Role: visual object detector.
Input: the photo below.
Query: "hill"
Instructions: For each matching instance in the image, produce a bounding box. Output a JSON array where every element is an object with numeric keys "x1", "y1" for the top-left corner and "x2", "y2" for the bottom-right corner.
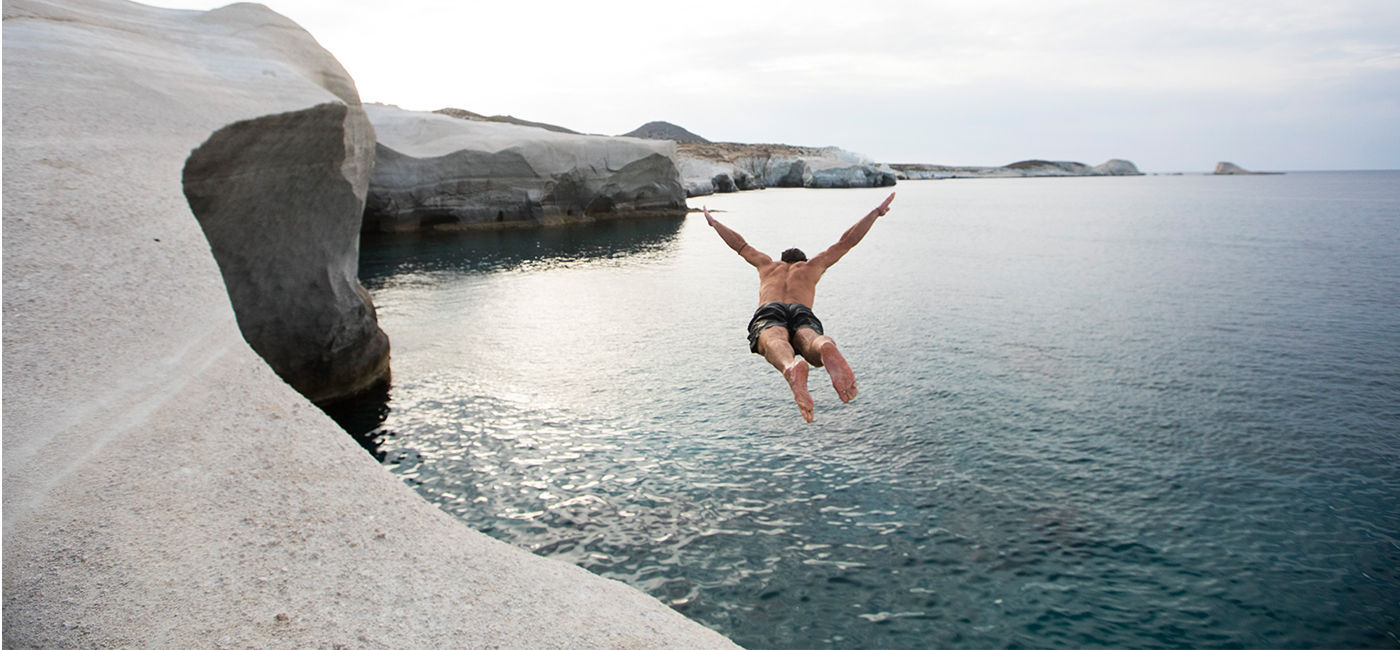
[{"x1": 621, "y1": 121, "x2": 711, "y2": 144}]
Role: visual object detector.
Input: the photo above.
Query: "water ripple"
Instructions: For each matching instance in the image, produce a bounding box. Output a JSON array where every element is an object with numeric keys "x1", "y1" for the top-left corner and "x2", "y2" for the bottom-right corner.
[{"x1": 338, "y1": 176, "x2": 1400, "y2": 649}]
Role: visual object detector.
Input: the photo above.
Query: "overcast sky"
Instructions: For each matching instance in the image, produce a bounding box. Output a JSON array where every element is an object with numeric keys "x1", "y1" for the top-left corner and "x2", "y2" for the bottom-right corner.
[{"x1": 159, "y1": 0, "x2": 1399, "y2": 172}]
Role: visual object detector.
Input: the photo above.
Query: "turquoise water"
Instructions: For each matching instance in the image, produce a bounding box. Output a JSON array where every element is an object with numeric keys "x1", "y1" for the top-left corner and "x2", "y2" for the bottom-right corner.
[{"x1": 343, "y1": 173, "x2": 1400, "y2": 648}]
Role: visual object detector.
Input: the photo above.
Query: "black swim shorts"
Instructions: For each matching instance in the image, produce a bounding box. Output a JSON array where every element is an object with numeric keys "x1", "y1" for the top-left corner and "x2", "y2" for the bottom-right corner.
[{"x1": 747, "y1": 302, "x2": 825, "y2": 353}]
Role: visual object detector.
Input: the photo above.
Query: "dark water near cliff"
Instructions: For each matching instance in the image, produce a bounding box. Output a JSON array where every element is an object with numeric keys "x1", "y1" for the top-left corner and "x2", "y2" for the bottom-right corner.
[{"x1": 344, "y1": 173, "x2": 1400, "y2": 648}]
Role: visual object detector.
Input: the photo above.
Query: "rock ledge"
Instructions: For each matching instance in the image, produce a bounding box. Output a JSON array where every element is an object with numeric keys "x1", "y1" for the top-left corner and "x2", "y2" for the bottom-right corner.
[{"x1": 2, "y1": 1, "x2": 735, "y2": 647}]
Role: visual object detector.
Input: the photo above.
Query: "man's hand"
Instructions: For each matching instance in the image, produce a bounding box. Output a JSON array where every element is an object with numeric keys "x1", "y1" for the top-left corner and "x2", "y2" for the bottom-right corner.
[
  {"x1": 873, "y1": 192, "x2": 895, "y2": 217},
  {"x1": 703, "y1": 206, "x2": 717, "y2": 227}
]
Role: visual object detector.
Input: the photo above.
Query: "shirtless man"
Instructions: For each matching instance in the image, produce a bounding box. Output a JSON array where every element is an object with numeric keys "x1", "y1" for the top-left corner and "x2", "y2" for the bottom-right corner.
[{"x1": 704, "y1": 192, "x2": 895, "y2": 422}]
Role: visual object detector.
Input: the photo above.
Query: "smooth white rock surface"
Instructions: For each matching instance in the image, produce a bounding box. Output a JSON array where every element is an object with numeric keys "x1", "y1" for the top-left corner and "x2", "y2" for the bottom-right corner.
[{"x1": 2, "y1": 0, "x2": 735, "y2": 647}]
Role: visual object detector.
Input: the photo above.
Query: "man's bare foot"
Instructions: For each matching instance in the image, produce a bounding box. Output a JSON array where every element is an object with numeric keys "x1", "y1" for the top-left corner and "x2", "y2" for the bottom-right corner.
[
  {"x1": 783, "y1": 360, "x2": 814, "y2": 422},
  {"x1": 820, "y1": 341, "x2": 858, "y2": 403}
]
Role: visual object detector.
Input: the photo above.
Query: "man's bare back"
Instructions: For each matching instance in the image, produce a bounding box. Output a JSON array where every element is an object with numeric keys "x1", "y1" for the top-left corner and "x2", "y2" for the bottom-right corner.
[
  {"x1": 704, "y1": 192, "x2": 894, "y2": 422},
  {"x1": 756, "y1": 260, "x2": 823, "y2": 307}
]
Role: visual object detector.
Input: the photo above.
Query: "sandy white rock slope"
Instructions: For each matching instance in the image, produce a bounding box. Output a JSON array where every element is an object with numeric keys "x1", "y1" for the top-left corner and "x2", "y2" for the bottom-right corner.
[{"x1": 1, "y1": 0, "x2": 735, "y2": 647}]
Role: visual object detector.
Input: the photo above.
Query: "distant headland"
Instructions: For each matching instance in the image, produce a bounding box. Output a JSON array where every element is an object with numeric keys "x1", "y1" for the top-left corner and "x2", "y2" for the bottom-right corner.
[{"x1": 614, "y1": 120, "x2": 1142, "y2": 197}]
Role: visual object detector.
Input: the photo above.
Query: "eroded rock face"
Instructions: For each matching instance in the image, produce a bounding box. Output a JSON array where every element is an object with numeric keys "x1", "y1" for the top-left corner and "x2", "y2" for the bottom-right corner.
[
  {"x1": 364, "y1": 104, "x2": 687, "y2": 231},
  {"x1": 183, "y1": 103, "x2": 389, "y2": 403},
  {"x1": 675, "y1": 142, "x2": 896, "y2": 196}
]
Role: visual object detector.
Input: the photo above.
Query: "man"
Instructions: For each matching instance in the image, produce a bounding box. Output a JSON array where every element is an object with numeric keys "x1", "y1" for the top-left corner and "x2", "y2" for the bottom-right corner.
[{"x1": 704, "y1": 192, "x2": 895, "y2": 422}]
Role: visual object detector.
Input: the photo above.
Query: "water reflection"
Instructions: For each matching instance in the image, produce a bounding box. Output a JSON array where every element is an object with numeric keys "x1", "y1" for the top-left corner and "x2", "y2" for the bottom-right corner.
[
  {"x1": 358, "y1": 215, "x2": 687, "y2": 285},
  {"x1": 319, "y1": 378, "x2": 392, "y2": 459},
  {"x1": 324, "y1": 176, "x2": 1400, "y2": 649},
  {"x1": 328, "y1": 215, "x2": 688, "y2": 456}
]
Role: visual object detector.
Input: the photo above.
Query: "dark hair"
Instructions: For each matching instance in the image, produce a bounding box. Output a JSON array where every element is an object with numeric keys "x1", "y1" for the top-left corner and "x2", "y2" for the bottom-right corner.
[{"x1": 781, "y1": 248, "x2": 807, "y2": 263}]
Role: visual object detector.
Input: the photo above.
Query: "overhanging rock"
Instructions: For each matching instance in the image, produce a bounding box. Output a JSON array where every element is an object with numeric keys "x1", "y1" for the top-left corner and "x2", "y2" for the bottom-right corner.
[{"x1": 2, "y1": 0, "x2": 736, "y2": 646}]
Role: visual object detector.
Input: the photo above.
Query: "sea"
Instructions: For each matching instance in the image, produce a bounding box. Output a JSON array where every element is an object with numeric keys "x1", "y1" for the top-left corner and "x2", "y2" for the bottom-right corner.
[{"x1": 334, "y1": 171, "x2": 1400, "y2": 648}]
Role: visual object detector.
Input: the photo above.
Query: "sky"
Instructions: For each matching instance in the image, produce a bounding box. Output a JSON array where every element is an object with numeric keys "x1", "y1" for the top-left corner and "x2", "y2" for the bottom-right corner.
[{"x1": 157, "y1": 0, "x2": 1400, "y2": 172}]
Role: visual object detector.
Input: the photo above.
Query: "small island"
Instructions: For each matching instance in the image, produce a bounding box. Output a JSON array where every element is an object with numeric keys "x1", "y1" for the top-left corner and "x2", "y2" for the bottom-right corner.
[{"x1": 1213, "y1": 161, "x2": 1284, "y2": 175}]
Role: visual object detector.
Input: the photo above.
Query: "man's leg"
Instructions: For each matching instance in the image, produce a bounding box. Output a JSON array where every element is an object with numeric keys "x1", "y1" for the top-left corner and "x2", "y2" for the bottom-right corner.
[
  {"x1": 757, "y1": 326, "x2": 814, "y2": 422},
  {"x1": 795, "y1": 329, "x2": 858, "y2": 403}
]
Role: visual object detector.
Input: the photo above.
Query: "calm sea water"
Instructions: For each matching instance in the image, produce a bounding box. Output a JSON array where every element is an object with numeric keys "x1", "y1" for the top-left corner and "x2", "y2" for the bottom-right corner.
[{"x1": 340, "y1": 172, "x2": 1400, "y2": 648}]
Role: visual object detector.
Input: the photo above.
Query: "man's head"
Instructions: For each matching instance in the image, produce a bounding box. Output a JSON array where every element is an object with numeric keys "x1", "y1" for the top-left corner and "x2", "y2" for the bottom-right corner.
[{"x1": 781, "y1": 248, "x2": 807, "y2": 263}]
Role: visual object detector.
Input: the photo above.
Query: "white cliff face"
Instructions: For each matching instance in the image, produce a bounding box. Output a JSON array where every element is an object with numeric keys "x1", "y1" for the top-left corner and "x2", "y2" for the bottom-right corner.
[
  {"x1": 1, "y1": 0, "x2": 735, "y2": 647},
  {"x1": 676, "y1": 143, "x2": 897, "y2": 197},
  {"x1": 4, "y1": 0, "x2": 389, "y2": 403},
  {"x1": 364, "y1": 104, "x2": 688, "y2": 230}
]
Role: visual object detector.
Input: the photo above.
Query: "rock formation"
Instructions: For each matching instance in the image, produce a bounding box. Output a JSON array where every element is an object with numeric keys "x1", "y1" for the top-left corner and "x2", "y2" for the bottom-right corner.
[
  {"x1": 364, "y1": 104, "x2": 688, "y2": 231},
  {"x1": 1093, "y1": 159, "x2": 1142, "y2": 175},
  {"x1": 182, "y1": 103, "x2": 389, "y2": 403},
  {"x1": 2, "y1": 0, "x2": 734, "y2": 647},
  {"x1": 891, "y1": 158, "x2": 1143, "y2": 180},
  {"x1": 675, "y1": 141, "x2": 897, "y2": 196},
  {"x1": 1213, "y1": 161, "x2": 1281, "y2": 175},
  {"x1": 613, "y1": 121, "x2": 896, "y2": 196}
]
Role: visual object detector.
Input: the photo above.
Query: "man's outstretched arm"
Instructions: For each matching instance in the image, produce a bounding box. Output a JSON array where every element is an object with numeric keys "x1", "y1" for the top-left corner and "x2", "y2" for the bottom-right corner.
[
  {"x1": 704, "y1": 206, "x2": 771, "y2": 267},
  {"x1": 809, "y1": 192, "x2": 895, "y2": 269}
]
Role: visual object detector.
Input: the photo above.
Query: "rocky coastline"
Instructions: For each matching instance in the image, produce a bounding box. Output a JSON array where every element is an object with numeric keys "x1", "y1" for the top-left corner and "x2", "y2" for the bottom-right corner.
[
  {"x1": 610, "y1": 121, "x2": 1143, "y2": 195},
  {"x1": 891, "y1": 158, "x2": 1143, "y2": 179},
  {"x1": 675, "y1": 141, "x2": 898, "y2": 196},
  {"x1": 363, "y1": 104, "x2": 688, "y2": 232},
  {"x1": 613, "y1": 121, "x2": 897, "y2": 196},
  {"x1": 1, "y1": 0, "x2": 734, "y2": 647}
]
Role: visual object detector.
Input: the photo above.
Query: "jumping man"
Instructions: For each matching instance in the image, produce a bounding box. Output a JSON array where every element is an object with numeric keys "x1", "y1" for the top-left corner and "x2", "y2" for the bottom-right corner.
[{"x1": 704, "y1": 192, "x2": 895, "y2": 422}]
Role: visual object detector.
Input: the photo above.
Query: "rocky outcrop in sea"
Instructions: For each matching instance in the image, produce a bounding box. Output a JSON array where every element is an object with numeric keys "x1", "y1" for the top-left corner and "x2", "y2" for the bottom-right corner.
[
  {"x1": 364, "y1": 105, "x2": 688, "y2": 231},
  {"x1": 1213, "y1": 161, "x2": 1282, "y2": 175},
  {"x1": 891, "y1": 158, "x2": 1143, "y2": 180},
  {"x1": 1, "y1": 0, "x2": 735, "y2": 647}
]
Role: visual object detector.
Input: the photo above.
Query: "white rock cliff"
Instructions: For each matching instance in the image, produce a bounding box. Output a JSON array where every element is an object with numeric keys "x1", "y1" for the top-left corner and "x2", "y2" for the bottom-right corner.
[
  {"x1": 364, "y1": 104, "x2": 688, "y2": 231},
  {"x1": 674, "y1": 142, "x2": 897, "y2": 196},
  {"x1": 1, "y1": 0, "x2": 735, "y2": 647}
]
